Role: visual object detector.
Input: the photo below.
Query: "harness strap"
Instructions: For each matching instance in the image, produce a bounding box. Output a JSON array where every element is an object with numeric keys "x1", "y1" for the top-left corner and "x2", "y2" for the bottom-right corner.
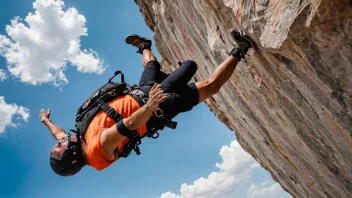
[
  {"x1": 97, "y1": 86, "x2": 178, "y2": 158},
  {"x1": 98, "y1": 101, "x2": 122, "y2": 123},
  {"x1": 114, "y1": 137, "x2": 142, "y2": 158},
  {"x1": 98, "y1": 99, "x2": 142, "y2": 158},
  {"x1": 131, "y1": 87, "x2": 178, "y2": 131},
  {"x1": 119, "y1": 137, "x2": 141, "y2": 157}
]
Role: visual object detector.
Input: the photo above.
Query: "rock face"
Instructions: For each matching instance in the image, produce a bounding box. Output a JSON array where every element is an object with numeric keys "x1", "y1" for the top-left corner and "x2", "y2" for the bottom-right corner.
[{"x1": 134, "y1": 0, "x2": 352, "y2": 197}]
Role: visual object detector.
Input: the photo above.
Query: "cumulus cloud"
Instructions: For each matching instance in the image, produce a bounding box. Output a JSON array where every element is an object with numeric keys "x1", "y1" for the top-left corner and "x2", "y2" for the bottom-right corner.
[
  {"x1": 247, "y1": 183, "x2": 282, "y2": 197},
  {"x1": 0, "y1": 96, "x2": 30, "y2": 134},
  {"x1": 160, "y1": 141, "x2": 261, "y2": 198},
  {"x1": 160, "y1": 140, "x2": 286, "y2": 198},
  {"x1": 0, "y1": 0, "x2": 105, "y2": 86},
  {"x1": 0, "y1": 69, "x2": 7, "y2": 81}
]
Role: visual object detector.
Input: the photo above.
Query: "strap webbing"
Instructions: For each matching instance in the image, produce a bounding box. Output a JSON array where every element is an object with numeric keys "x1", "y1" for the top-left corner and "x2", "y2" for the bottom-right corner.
[
  {"x1": 119, "y1": 137, "x2": 141, "y2": 157},
  {"x1": 97, "y1": 91, "x2": 178, "y2": 158},
  {"x1": 99, "y1": 102, "x2": 122, "y2": 123},
  {"x1": 98, "y1": 100, "x2": 142, "y2": 158}
]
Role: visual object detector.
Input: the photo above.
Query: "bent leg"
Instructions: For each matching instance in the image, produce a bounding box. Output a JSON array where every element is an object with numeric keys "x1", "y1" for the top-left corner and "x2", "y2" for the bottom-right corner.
[
  {"x1": 195, "y1": 56, "x2": 239, "y2": 103},
  {"x1": 142, "y1": 49, "x2": 157, "y2": 68},
  {"x1": 160, "y1": 82, "x2": 199, "y2": 119},
  {"x1": 195, "y1": 29, "x2": 254, "y2": 103},
  {"x1": 160, "y1": 56, "x2": 239, "y2": 119},
  {"x1": 161, "y1": 60, "x2": 198, "y2": 92},
  {"x1": 139, "y1": 49, "x2": 168, "y2": 86},
  {"x1": 164, "y1": 30, "x2": 253, "y2": 112}
]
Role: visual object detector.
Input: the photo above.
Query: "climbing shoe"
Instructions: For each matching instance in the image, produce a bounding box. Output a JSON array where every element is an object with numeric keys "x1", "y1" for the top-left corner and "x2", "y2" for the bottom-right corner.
[
  {"x1": 229, "y1": 29, "x2": 254, "y2": 61},
  {"x1": 125, "y1": 34, "x2": 152, "y2": 54}
]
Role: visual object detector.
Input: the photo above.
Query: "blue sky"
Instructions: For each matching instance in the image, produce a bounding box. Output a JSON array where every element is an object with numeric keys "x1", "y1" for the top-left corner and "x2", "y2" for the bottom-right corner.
[{"x1": 0, "y1": 1, "x2": 291, "y2": 197}]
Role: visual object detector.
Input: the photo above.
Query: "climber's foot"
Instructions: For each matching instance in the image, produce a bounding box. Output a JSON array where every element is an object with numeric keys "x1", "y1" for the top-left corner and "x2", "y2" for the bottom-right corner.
[
  {"x1": 229, "y1": 29, "x2": 254, "y2": 60},
  {"x1": 125, "y1": 34, "x2": 152, "y2": 54}
]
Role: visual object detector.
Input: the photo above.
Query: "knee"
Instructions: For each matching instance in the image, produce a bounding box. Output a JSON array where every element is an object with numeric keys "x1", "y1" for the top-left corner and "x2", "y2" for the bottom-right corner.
[
  {"x1": 145, "y1": 60, "x2": 160, "y2": 70},
  {"x1": 143, "y1": 54, "x2": 157, "y2": 67},
  {"x1": 182, "y1": 60, "x2": 198, "y2": 72}
]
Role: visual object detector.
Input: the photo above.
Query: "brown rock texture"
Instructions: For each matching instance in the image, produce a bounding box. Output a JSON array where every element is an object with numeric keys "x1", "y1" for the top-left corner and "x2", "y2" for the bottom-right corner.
[{"x1": 134, "y1": 0, "x2": 352, "y2": 197}]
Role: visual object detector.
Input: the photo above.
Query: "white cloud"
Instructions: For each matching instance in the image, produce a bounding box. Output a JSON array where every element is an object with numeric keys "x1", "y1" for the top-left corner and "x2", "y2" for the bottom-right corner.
[
  {"x1": 0, "y1": 96, "x2": 30, "y2": 134},
  {"x1": 0, "y1": 0, "x2": 105, "y2": 86},
  {"x1": 0, "y1": 69, "x2": 7, "y2": 81},
  {"x1": 160, "y1": 140, "x2": 289, "y2": 198},
  {"x1": 247, "y1": 183, "x2": 281, "y2": 197},
  {"x1": 160, "y1": 140, "x2": 262, "y2": 198}
]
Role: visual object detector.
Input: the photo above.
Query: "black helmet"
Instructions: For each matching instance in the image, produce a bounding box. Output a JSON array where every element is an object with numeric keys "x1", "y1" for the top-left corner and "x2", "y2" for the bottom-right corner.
[{"x1": 50, "y1": 131, "x2": 85, "y2": 176}]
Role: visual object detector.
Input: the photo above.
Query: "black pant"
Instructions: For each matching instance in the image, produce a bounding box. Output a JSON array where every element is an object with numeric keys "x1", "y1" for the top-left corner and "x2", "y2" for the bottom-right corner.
[{"x1": 139, "y1": 60, "x2": 199, "y2": 119}]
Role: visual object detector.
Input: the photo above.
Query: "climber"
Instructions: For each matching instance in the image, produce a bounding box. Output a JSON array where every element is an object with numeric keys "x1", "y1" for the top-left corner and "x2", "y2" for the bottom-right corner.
[{"x1": 40, "y1": 30, "x2": 254, "y2": 176}]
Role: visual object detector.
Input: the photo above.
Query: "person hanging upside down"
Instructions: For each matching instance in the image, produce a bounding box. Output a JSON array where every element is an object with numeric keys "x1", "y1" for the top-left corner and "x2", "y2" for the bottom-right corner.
[{"x1": 40, "y1": 30, "x2": 254, "y2": 176}]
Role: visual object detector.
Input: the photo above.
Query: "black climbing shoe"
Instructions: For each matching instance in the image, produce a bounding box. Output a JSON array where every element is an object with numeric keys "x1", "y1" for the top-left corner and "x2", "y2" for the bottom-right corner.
[
  {"x1": 125, "y1": 34, "x2": 152, "y2": 54},
  {"x1": 229, "y1": 29, "x2": 254, "y2": 61}
]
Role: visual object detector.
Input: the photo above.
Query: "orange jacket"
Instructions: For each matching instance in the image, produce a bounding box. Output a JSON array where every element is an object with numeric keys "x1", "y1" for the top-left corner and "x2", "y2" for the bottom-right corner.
[{"x1": 84, "y1": 95, "x2": 147, "y2": 170}]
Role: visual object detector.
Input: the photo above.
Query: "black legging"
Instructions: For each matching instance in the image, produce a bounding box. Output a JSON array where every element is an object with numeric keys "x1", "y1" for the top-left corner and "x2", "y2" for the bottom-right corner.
[
  {"x1": 139, "y1": 60, "x2": 199, "y2": 118},
  {"x1": 139, "y1": 60, "x2": 197, "y2": 92}
]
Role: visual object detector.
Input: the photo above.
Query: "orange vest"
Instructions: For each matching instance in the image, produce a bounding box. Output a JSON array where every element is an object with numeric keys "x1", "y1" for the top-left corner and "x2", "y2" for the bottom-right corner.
[{"x1": 84, "y1": 95, "x2": 147, "y2": 170}]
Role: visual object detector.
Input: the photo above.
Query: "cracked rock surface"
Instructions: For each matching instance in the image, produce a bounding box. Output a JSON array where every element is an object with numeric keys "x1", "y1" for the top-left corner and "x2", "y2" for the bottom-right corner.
[{"x1": 134, "y1": 0, "x2": 352, "y2": 197}]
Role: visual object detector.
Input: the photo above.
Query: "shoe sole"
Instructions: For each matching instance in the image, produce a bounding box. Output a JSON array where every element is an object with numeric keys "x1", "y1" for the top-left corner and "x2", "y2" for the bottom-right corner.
[
  {"x1": 125, "y1": 34, "x2": 151, "y2": 46},
  {"x1": 230, "y1": 29, "x2": 254, "y2": 48}
]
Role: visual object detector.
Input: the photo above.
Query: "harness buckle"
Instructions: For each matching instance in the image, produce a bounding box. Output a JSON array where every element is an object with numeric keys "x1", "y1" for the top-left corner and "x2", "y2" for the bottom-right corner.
[
  {"x1": 107, "y1": 108, "x2": 118, "y2": 119},
  {"x1": 109, "y1": 89, "x2": 116, "y2": 96},
  {"x1": 151, "y1": 131, "x2": 159, "y2": 139},
  {"x1": 126, "y1": 85, "x2": 133, "y2": 94},
  {"x1": 131, "y1": 89, "x2": 145, "y2": 97},
  {"x1": 154, "y1": 108, "x2": 164, "y2": 118}
]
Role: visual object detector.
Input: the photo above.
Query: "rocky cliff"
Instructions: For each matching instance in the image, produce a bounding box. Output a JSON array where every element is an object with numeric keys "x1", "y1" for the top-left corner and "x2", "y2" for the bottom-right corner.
[{"x1": 134, "y1": 0, "x2": 352, "y2": 197}]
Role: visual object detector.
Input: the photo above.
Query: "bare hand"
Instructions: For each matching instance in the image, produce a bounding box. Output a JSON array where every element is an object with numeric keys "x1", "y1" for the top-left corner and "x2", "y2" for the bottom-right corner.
[
  {"x1": 145, "y1": 84, "x2": 168, "y2": 111},
  {"x1": 39, "y1": 109, "x2": 51, "y2": 123}
]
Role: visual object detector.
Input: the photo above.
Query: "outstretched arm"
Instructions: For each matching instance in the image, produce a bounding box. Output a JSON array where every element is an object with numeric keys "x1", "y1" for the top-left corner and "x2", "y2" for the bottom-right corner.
[
  {"x1": 40, "y1": 109, "x2": 66, "y2": 141},
  {"x1": 100, "y1": 84, "x2": 168, "y2": 157}
]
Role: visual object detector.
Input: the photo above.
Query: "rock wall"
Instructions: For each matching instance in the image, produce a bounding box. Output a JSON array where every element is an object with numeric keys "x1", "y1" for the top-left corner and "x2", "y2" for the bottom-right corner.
[{"x1": 134, "y1": 0, "x2": 352, "y2": 197}]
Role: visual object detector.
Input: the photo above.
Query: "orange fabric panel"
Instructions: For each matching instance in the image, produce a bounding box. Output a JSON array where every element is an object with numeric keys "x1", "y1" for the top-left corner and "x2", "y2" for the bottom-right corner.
[{"x1": 85, "y1": 95, "x2": 148, "y2": 170}]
